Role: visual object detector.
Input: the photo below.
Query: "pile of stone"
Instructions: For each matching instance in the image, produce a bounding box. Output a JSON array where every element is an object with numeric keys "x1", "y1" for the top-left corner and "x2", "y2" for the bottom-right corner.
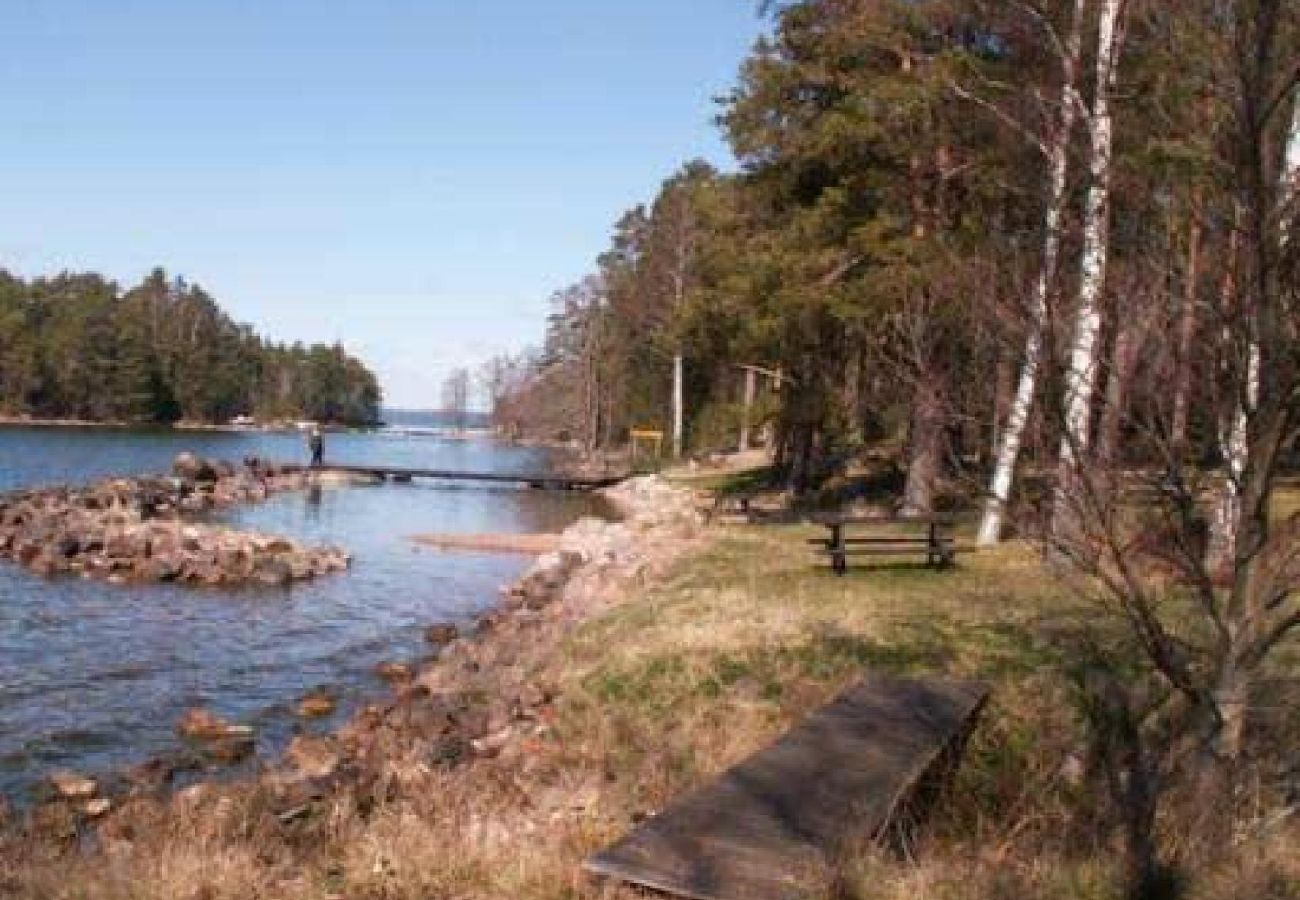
[
  {"x1": 0, "y1": 454, "x2": 349, "y2": 587},
  {"x1": 512, "y1": 475, "x2": 705, "y2": 607}
]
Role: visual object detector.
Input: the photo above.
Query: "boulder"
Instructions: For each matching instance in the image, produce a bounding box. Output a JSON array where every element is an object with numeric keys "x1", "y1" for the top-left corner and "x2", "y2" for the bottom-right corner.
[
  {"x1": 374, "y1": 661, "x2": 414, "y2": 684},
  {"x1": 424, "y1": 623, "x2": 459, "y2": 646},
  {"x1": 0, "y1": 464, "x2": 351, "y2": 589},
  {"x1": 285, "y1": 735, "x2": 342, "y2": 780},
  {"x1": 172, "y1": 452, "x2": 218, "y2": 483},
  {"x1": 297, "y1": 689, "x2": 337, "y2": 719},
  {"x1": 48, "y1": 769, "x2": 98, "y2": 800},
  {"x1": 177, "y1": 708, "x2": 253, "y2": 742},
  {"x1": 82, "y1": 798, "x2": 113, "y2": 819},
  {"x1": 203, "y1": 734, "x2": 255, "y2": 765}
]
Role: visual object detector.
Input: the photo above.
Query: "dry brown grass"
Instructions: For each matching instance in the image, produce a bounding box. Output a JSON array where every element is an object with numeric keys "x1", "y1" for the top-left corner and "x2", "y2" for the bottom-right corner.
[{"x1": 1, "y1": 518, "x2": 1296, "y2": 899}]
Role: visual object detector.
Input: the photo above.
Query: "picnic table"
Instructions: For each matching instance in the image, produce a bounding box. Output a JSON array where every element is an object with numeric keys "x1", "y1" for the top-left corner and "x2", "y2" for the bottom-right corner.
[{"x1": 808, "y1": 514, "x2": 960, "y2": 574}]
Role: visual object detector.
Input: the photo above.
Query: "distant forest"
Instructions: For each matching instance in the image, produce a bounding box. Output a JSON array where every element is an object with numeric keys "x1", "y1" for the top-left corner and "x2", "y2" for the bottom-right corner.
[{"x1": 0, "y1": 268, "x2": 382, "y2": 427}]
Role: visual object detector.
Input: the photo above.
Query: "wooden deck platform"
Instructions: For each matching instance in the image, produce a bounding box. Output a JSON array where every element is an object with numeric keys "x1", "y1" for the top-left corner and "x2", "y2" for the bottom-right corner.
[
  {"x1": 282, "y1": 463, "x2": 625, "y2": 491},
  {"x1": 585, "y1": 675, "x2": 988, "y2": 900}
]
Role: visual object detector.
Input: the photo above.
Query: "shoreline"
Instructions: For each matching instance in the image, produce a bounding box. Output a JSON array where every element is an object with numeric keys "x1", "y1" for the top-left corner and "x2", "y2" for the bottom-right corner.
[
  {"x1": 0, "y1": 415, "x2": 376, "y2": 434},
  {"x1": 0, "y1": 475, "x2": 701, "y2": 822}
]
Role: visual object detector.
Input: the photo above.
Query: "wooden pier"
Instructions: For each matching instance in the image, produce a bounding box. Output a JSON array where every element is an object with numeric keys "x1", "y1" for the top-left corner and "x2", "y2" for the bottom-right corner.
[
  {"x1": 585, "y1": 675, "x2": 988, "y2": 900},
  {"x1": 285, "y1": 463, "x2": 625, "y2": 492}
]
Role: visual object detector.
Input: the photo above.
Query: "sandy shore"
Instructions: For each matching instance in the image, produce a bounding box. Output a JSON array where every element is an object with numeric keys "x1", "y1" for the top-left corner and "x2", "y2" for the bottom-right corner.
[{"x1": 410, "y1": 532, "x2": 563, "y2": 555}]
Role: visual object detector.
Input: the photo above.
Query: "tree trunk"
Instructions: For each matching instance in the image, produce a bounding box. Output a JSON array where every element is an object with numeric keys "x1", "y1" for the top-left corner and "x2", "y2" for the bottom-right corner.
[
  {"x1": 976, "y1": 0, "x2": 1085, "y2": 546},
  {"x1": 902, "y1": 368, "x2": 947, "y2": 515},
  {"x1": 989, "y1": 349, "x2": 1013, "y2": 468},
  {"x1": 1097, "y1": 319, "x2": 1142, "y2": 467},
  {"x1": 672, "y1": 352, "x2": 684, "y2": 458},
  {"x1": 1053, "y1": 0, "x2": 1125, "y2": 538},
  {"x1": 1170, "y1": 195, "x2": 1203, "y2": 456},
  {"x1": 1211, "y1": 97, "x2": 1298, "y2": 565}
]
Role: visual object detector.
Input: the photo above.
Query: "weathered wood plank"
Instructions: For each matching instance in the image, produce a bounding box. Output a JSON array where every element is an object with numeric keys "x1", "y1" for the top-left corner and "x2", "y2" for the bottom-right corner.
[{"x1": 585, "y1": 675, "x2": 988, "y2": 900}]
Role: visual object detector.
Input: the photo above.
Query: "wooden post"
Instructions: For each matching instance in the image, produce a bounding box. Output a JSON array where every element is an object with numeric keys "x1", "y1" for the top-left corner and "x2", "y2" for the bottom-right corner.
[
  {"x1": 739, "y1": 367, "x2": 757, "y2": 452},
  {"x1": 833, "y1": 523, "x2": 846, "y2": 576}
]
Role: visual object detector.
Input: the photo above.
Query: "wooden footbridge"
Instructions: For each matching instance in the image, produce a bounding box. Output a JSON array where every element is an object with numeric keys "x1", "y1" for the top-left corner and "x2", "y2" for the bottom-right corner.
[
  {"x1": 586, "y1": 675, "x2": 988, "y2": 900},
  {"x1": 286, "y1": 463, "x2": 626, "y2": 492}
]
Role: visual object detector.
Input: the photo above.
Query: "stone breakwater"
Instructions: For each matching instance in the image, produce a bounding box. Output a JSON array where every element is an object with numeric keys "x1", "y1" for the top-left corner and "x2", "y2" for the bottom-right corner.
[{"x1": 0, "y1": 454, "x2": 350, "y2": 587}]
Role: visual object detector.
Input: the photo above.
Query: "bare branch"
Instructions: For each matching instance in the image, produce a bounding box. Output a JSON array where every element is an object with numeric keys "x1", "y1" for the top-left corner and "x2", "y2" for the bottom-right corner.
[{"x1": 948, "y1": 79, "x2": 1050, "y2": 157}]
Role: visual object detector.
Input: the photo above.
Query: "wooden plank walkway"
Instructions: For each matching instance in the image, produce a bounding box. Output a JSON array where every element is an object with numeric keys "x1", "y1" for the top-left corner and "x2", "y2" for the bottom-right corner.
[
  {"x1": 281, "y1": 463, "x2": 625, "y2": 491},
  {"x1": 585, "y1": 675, "x2": 988, "y2": 900}
]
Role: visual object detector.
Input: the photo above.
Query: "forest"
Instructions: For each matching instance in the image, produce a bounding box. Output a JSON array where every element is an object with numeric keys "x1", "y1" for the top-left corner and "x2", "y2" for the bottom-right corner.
[
  {"x1": 487, "y1": 2, "x2": 1297, "y2": 888},
  {"x1": 491, "y1": 0, "x2": 1297, "y2": 508},
  {"x1": 0, "y1": 267, "x2": 382, "y2": 427}
]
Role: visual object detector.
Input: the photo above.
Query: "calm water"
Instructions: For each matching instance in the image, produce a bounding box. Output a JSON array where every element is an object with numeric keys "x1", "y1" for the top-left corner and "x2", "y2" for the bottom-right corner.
[{"x1": 0, "y1": 425, "x2": 602, "y2": 801}]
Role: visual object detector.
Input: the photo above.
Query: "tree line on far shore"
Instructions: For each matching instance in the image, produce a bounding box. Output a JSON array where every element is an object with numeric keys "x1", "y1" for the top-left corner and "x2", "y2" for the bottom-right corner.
[{"x1": 0, "y1": 267, "x2": 382, "y2": 427}]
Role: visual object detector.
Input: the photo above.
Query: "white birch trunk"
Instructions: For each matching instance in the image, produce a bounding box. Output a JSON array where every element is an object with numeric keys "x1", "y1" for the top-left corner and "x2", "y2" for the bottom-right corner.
[
  {"x1": 976, "y1": 0, "x2": 1085, "y2": 546},
  {"x1": 1053, "y1": 0, "x2": 1124, "y2": 533},
  {"x1": 1215, "y1": 95, "x2": 1300, "y2": 559}
]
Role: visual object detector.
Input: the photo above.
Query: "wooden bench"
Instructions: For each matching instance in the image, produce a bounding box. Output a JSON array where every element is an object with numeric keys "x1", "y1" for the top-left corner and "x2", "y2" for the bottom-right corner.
[
  {"x1": 585, "y1": 675, "x2": 989, "y2": 900},
  {"x1": 808, "y1": 515, "x2": 960, "y2": 574}
]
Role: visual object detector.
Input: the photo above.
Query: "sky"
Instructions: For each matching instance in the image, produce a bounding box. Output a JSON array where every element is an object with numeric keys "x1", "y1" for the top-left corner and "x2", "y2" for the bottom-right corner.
[{"x1": 0, "y1": 1, "x2": 768, "y2": 408}]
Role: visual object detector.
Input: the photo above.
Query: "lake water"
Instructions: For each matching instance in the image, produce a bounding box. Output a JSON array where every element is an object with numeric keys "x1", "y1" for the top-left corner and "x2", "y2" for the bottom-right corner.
[{"x1": 0, "y1": 424, "x2": 603, "y2": 802}]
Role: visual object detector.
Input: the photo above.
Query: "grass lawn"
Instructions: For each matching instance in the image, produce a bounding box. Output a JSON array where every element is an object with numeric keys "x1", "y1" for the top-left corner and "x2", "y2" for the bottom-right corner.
[
  {"x1": 547, "y1": 525, "x2": 1112, "y2": 898},
  {"x1": 545, "y1": 513, "x2": 1298, "y2": 899}
]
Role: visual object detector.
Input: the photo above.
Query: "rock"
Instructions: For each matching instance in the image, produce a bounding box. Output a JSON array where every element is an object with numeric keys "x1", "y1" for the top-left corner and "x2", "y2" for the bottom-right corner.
[
  {"x1": 172, "y1": 452, "x2": 218, "y2": 482},
  {"x1": 470, "y1": 726, "x2": 515, "y2": 759},
  {"x1": 374, "y1": 661, "x2": 414, "y2": 684},
  {"x1": 48, "y1": 769, "x2": 98, "y2": 800},
  {"x1": 82, "y1": 798, "x2": 113, "y2": 819},
  {"x1": 177, "y1": 708, "x2": 253, "y2": 742},
  {"x1": 203, "y1": 734, "x2": 256, "y2": 765},
  {"x1": 424, "y1": 623, "x2": 459, "y2": 646},
  {"x1": 174, "y1": 784, "x2": 209, "y2": 808},
  {"x1": 297, "y1": 689, "x2": 337, "y2": 718},
  {"x1": 285, "y1": 735, "x2": 342, "y2": 780},
  {"x1": 125, "y1": 753, "x2": 200, "y2": 792},
  {"x1": 253, "y1": 558, "x2": 293, "y2": 587},
  {"x1": 0, "y1": 465, "x2": 350, "y2": 589}
]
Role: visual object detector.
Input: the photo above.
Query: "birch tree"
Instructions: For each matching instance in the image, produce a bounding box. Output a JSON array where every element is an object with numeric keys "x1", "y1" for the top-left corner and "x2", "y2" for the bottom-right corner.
[
  {"x1": 1052, "y1": 0, "x2": 1127, "y2": 535},
  {"x1": 1213, "y1": 88, "x2": 1300, "y2": 564},
  {"x1": 974, "y1": 0, "x2": 1087, "y2": 545}
]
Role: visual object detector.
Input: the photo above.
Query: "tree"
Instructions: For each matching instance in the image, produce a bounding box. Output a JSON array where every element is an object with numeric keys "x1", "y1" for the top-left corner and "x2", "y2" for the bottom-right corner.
[
  {"x1": 1053, "y1": 0, "x2": 1128, "y2": 537},
  {"x1": 974, "y1": 0, "x2": 1087, "y2": 545},
  {"x1": 440, "y1": 367, "x2": 471, "y2": 434},
  {"x1": 0, "y1": 267, "x2": 382, "y2": 427}
]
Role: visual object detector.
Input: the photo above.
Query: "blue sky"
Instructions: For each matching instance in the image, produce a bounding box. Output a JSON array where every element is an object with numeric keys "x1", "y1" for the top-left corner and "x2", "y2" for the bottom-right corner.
[{"x1": 0, "y1": 1, "x2": 766, "y2": 407}]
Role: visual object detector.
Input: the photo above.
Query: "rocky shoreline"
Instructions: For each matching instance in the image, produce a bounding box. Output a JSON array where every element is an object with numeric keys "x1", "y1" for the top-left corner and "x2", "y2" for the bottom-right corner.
[
  {"x1": 3, "y1": 475, "x2": 704, "y2": 842},
  {"x1": 0, "y1": 454, "x2": 350, "y2": 587},
  {"x1": 248, "y1": 476, "x2": 704, "y2": 810}
]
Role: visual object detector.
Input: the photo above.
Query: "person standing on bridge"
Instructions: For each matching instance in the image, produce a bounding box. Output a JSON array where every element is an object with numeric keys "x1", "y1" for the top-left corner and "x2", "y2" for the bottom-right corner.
[{"x1": 308, "y1": 425, "x2": 324, "y2": 467}]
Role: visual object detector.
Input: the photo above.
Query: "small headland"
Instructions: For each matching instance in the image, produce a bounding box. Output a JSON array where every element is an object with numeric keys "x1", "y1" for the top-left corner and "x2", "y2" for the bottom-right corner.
[{"x1": 0, "y1": 453, "x2": 350, "y2": 587}]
